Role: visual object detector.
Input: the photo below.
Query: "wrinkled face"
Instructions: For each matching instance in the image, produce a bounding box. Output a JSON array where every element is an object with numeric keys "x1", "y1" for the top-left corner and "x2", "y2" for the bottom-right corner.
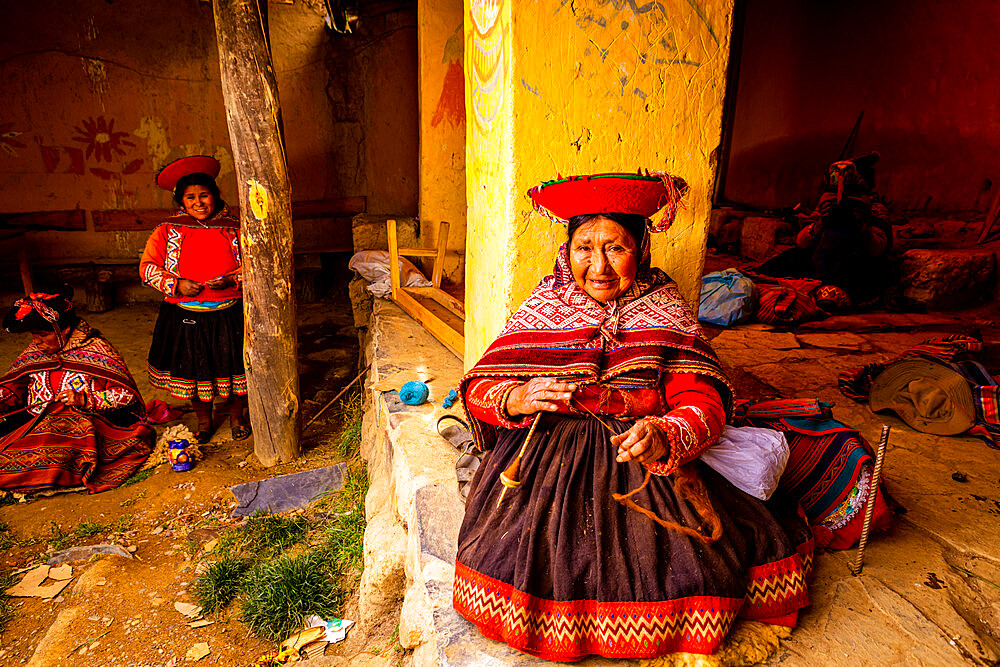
[
  {"x1": 182, "y1": 184, "x2": 215, "y2": 220},
  {"x1": 569, "y1": 217, "x2": 638, "y2": 303},
  {"x1": 31, "y1": 329, "x2": 64, "y2": 353}
]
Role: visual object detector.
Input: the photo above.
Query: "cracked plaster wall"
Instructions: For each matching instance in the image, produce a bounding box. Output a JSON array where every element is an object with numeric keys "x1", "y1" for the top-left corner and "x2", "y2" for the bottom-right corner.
[
  {"x1": 1, "y1": 0, "x2": 418, "y2": 269},
  {"x1": 463, "y1": 0, "x2": 735, "y2": 364}
]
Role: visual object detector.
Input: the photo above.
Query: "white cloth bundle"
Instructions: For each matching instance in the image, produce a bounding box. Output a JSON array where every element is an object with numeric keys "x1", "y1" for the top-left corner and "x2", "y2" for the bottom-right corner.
[
  {"x1": 699, "y1": 425, "x2": 789, "y2": 500},
  {"x1": 348, "y1": 250, "x2": 432, "y2": 298}
]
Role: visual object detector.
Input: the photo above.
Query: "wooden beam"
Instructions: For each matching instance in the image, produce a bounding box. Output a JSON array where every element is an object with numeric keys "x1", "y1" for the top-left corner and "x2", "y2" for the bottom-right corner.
[
  {"x1": 92, "y1": 208, "x2": 174, "y2": 231},
  {"x1": 395, "y1": 288, "x2": 465, "y2": 358},
  {"x1": 386, "y1": 219, "x2": 465, "y2": 358},
  {"x1": 214, "y1": 0, "x2": 300, "y2": 466},
  {"x1": 407, "y1": 286, "x2": 465, "y2": 319},
  {"x1": 432, "y1": 221, "x2": 449, "y2": 288},
  {"x1": 0, "y1": 210, "x2": 86, "y2": 230},
  {"x1": 91, "y1": 198, "x2": 364, "y2": 231},
  {"x1": 388, "y1": 219, "x2": 402, "y2": 297}
]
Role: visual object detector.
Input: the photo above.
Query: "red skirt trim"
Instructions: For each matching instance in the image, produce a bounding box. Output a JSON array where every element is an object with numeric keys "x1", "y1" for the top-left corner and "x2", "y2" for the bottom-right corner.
[
  {"x1": 454, "y1": 548, "x2": 810, "y2": 662},
  {"x1": 743, "y1": 537, "x2": 813, "y2": 620}
]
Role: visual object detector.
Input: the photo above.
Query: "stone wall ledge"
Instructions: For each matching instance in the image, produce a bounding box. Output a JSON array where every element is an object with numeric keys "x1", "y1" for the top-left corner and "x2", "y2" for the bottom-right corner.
[{"x1": 359, "y1": 300, "x2": 580, "y2": 666}]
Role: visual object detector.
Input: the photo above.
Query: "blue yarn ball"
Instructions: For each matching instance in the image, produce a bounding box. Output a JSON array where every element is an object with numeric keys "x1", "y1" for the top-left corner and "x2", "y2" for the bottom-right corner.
[{"x1": 399, "y1": 380, "x2": 430, "y2": 405}]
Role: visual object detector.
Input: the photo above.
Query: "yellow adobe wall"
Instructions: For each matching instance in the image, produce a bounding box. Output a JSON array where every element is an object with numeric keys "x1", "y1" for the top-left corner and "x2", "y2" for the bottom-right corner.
[
  {"x1": 418, "y1": 0, "x2": 467, "y2": 283},
  {"x1": 464, "y1": 0, "x2": 734, "y2": 365}
]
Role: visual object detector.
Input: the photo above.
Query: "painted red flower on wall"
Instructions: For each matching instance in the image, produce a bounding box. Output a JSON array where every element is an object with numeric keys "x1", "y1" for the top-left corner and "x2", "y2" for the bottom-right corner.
[
  {"x1": 0, "y1": 122, "x2": 26, "y2": 157},
  {"x1": 71, "y1": 115, "x2": 135, "y2": 162}
]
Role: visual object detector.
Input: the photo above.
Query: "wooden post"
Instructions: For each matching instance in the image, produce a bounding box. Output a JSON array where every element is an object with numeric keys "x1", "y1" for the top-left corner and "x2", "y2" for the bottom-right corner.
[{"x1": 213, "y1": 0, "x2": 300, "y2": 466}]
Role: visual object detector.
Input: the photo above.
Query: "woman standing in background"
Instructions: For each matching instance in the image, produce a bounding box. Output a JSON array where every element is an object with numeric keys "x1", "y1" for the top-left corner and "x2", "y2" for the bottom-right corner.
[{"x1": 141, "y1": 156, "x2": 251, "y2": 443}]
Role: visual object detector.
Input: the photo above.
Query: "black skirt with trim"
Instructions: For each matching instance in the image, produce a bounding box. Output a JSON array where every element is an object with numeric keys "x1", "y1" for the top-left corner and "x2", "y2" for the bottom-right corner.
[{"x1": 147, "y1": 300, "x2": 247, "y2": 401}]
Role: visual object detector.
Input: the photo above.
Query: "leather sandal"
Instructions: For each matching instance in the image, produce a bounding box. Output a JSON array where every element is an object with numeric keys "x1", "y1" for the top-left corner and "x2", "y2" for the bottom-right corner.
[
  {"x1": 194, "y1": 429, "x2": 213, "y2": 444},
  {"x1": 231, "y1": 425, "x2": 252, "y2": 441}
]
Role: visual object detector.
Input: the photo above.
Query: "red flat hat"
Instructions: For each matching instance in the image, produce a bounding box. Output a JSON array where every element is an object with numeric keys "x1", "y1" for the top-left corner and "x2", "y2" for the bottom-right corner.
[
  {"x1": 155, "y1": 155, "x2": 221, "y2": 191},
  {"x1": 528, "y1": 172, "x2": 677, "y2": 222}
]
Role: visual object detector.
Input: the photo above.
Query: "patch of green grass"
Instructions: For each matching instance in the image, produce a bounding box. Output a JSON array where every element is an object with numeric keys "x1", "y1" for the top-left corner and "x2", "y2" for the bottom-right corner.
[
  {"x1": 0, "y1": 570, "x2": 16, "y2": 634},
  {"x1": 183, "y1": 538, "x2": 201, "y2": 561},
  {"x1": 111, "y1": 514, "x2": 133, "y2": 534},
  {"x1": 47, "y1": 522, "x2": 72, "y2": 551},
  {"x1": 240, "y1": 551, "x2": 341, "y2": 642},
  {"x1": 332, "y1": 390, "x2": 364, "y2": 458},
  {"x1": 210, "y1": 529, "x2": 244, "y2": 560},
  {"x1": 191, "y1": 556, "x2": 252, "y2": 614},
  {"x1": 74, "y1": 521, "x2": 106, "y2": 538},
  {"x1": 242, "y1": 513, "x2": 312, "y2": 556},
  {"x1": 47, "y1": 519, "x2": 110, "y2": 551},
  {"x1": 120, "y1": 466, "x2": 156, "y2": 488},
  {"x1": 317, "y1": 463, "x2": 369, "y2": 578}
]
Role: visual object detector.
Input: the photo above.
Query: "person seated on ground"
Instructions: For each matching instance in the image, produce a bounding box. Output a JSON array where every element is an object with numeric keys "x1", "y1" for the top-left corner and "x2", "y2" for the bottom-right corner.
[
  {"x1": 453, "y1": 172, "x2": 813, "y2": 662},
  {"x1": 141, "y1": 155, "x2": 251, "y2": 444},
  {"x1": 756, "y1": 151, "x2": 891, "y2": 310},
  {"x1": 0, "y1": 293, "x2": 154, "y2": 493}
]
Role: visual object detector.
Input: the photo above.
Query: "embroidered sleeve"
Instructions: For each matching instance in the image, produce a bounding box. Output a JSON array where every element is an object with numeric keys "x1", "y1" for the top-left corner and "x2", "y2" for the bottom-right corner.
[
  {"x1": 464, "y1": 378, "x2": 531, "y2": 429},
  {"x1": 140, "y1": 225, "x2": 180, "y2": 297},
  {"x1": 643, "y1": 375, "x2": 726, "y2": 476},
  {"x1": 64, "y1": 371, "x2": 136, "y2": 413},
  {"x1": 86, "y1": 385, "x2": 136, "y2": 412}
]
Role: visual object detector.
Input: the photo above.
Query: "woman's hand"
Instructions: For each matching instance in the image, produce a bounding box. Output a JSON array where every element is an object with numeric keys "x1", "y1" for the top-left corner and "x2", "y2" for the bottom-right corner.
[
  {"x1": 505, "y1": 378, "x2": 577, "y2": 417},
  {"x1": 178, "y1": 279, "x2": 204, "y2": 297},
  {"x1": 204, "y1": 274, "x2": 235, "y2": 290},
  {"x1": 57, "y1": 389, "x2": 86, "y2": 407},
  {"x1": 611, "y1": 418, "x2": 670, "y2": 464}
]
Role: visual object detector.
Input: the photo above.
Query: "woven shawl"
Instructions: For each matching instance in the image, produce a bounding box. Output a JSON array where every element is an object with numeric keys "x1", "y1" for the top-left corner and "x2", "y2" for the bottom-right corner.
[
  {"x1": 1, "y1": 320, "x2": 143, "y2": 411},
  {"x1": 462, "y1": 245, "x2": 733, "y2": 447}
]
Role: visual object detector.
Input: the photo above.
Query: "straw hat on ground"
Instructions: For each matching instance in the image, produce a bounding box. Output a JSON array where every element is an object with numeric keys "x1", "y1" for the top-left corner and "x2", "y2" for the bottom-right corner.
[{"x1": 869, "y1": 357, "x2": 976, "y2": 435}]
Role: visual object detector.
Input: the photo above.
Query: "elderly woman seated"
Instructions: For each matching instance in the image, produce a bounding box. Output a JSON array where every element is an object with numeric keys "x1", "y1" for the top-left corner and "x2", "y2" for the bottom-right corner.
[
  {"x1": 0, "y1": 293, "x2": 153, "y2": 493},
  {"x1": 453, "y1": 173, "x2": 813, "y2": 662}
]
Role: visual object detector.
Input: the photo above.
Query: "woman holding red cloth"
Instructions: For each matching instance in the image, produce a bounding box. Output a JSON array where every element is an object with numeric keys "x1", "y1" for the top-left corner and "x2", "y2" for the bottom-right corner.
[
  {"x1": 0, "y1": 293, "x2": 153, "y2": 493},
  {"x1": 454, "y1": 173, "x2": 814, "y2": 661},
  {"x1": 141, "y1": 156, "x2": 250, "y2": 442}
]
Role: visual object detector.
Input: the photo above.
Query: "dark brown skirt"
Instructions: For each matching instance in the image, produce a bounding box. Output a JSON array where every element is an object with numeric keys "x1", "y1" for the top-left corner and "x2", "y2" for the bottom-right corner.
[{"x1": 453, "y1": 415, "x2": 813, "y2": 661}]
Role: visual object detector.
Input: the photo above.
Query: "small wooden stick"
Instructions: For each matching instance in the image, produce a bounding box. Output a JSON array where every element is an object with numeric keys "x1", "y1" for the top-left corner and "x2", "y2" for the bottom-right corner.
[
  {"x1": 851, "y1": 424, "x2": 890, "y2": 576},
  {"x1": 496, "y1": 413, "x2": 542, "y2": 509},
  {"x1": 303, "y1": 369, "x2": 366, "y2": 429},
  {"x1": 570, "y1": 396, "x2": 615, "y2": 433}
]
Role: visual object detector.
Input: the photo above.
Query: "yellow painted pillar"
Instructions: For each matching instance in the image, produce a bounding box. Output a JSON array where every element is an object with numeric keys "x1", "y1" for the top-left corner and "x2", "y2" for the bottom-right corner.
[
  {"x1": 419, "y1": 0, "x2": 467, "y2": 283},
  {"x1": 464, "y1": 0, "x2": 735, "y2": 365}
]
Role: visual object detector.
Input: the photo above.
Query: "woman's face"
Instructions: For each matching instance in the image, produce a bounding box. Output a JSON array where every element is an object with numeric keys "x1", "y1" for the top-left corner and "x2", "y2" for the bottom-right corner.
[
  {"x1": 182, "y1": 184, "x2": 215, "y2": 220},
  {"x1": 31, "y1": 327, "x2": 70, "y2": 353},
  {"x1": 569, "y1": 216, "x2": 638, "y2": 303}
]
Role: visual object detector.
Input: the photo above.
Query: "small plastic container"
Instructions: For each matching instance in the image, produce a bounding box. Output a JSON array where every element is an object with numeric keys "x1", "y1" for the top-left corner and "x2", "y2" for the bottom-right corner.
[{"x1": 167, "y1": 439, "x2": 193, "y2": 472}]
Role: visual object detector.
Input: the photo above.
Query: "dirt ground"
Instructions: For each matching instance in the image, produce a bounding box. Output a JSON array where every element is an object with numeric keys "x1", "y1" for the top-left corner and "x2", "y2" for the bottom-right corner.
[{"x1": 0, "y1": 269, "x2": 392, "y2": 665}]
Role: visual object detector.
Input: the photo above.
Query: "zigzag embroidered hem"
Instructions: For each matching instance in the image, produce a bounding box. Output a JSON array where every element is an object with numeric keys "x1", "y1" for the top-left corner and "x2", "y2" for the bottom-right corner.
[
  {"x1": 148, "y1": 364, "x2": 247, "y2": 402},
  {"x1": 453, "y1": 553, "x2": 809, "y2": 661}
]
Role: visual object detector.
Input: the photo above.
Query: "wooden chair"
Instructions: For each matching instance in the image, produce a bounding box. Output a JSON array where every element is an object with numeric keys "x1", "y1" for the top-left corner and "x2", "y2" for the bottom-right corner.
[{"x1": 386, "y1": 219, "x2": 464, "y2": 358}]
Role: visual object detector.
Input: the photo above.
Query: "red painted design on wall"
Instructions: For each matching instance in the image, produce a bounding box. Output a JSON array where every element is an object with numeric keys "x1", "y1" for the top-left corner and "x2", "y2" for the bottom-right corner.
[
  {"x1": 431, "y1": 61, "x2": 466, "y2": 129},
  {"x1": 71, "y1": 116, "x2": 135, "y2": 162},
  {"x1": 39, "y1": 141, "x2": 86, "y2": 175},
  {"x1": 0, "y1": 122, "x2": 26, "y2": 157}
]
